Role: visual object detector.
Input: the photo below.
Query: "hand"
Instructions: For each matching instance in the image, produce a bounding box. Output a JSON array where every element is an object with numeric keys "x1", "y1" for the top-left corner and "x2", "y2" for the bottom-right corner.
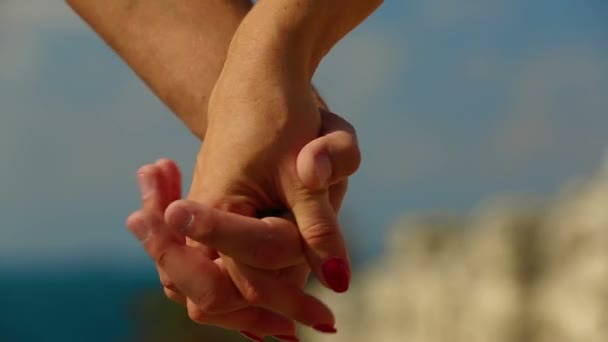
[
  {"x1": 172, "y1": 38, "x2": 361, "y2": 336},
  {"x1": 126, "y1": 110, "x2": 360, "y2": 338},
  {"x1": 194, "y1": 46, "x2": 361, "y2": 296}
]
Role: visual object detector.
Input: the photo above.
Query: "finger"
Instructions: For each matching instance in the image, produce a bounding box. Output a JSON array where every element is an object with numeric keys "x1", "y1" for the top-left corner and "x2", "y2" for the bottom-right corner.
[
  {"x1": 328, "y1": 179, "x2": 348, "y2": 212},
  {"x1": 223, "y1": 257, "x2": 336, "y2": 332},
  {"x1": 154, "y1": 158, "x2": 182, "y2": 209},
  {"x1": 290, "y1": 188, "x2": 351, "y2": 294},
  {"x1": 157, "y1": 265, "x2": 187, "y2": 304},
  {"x1": 147, "y1": 159, "x2": 189, "y2": 300},
  {"x1": 164, "y1": 287, "x2": 187, "y2": 304},
  {"x1": 136, "y1": 164, "x2": 163, "y2": 211},
  {"x1": 164, "y1": 200, "x2": 304, "y2": 270},
  {"x1": 126, "y1": 210, "x2": 243, "y2": 314},
  {"x1": 186, "y1": 300, "x2": 297, "y2": 338},
  {"x1": 297, "y1": 109, "x2": 361, "y2": 190},
  {"x1": 127, "y1": 211, "x2": 300, "y2": 337}
]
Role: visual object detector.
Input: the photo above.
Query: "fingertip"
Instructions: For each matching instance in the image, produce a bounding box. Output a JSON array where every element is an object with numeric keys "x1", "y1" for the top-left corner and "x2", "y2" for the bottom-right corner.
[
  {"x1": 165, "y1": 201, "x2": 195, "y2": 235},
  {"x1": 165, "y1": 200, "x2": 195, "y2": 225},
  {"x1": 126, "y1": 211, "x2": 152, "y2": 242},
  {"x1": 291, "y1": 194, "x2": 351, "y2": 293},
  {"x1": 136, "y1": 164, "x2": 152, "y2": 176},
  {"x1": 321, "y1": 257, "x2": 350, "y2": 293},
  {"x1": 125, "y1": 210, "x2": 145, "y2": 230},
  {"x1": 154, "y1": 158, "x2": 174, "y2": 167},
  {"x1": 136, "y1": 164, "x2": 159, "y2": 200},
  {"x1": 297, "y1": 139, "x2": 330, "y2": 190},
  {"x1": 136, "y1": 164, "x2": 159, "y2": 182}
]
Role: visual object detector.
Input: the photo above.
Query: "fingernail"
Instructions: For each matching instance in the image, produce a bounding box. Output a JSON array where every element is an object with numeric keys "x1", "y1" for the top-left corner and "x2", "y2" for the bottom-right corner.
[
  {"x1": 137, "y1": 172, "x2": 155, "y2": 198},
  {"x1": 322, "y1": 257, "x2": 350, "y2": 293},
  {"x1": 240, "y1": 331, "x2": 264, "y2": 342},
  {"x1": 274, "y1": 335, "x2": 300, "y2": 342},
  {"x1": 313, "y1": 324, "x2": 337, "y2": 334},
  {"x1": 173, "y1": 208, "x2": 194, "y2": 235},
  {"x1": 131, "y1": 220, "x2": 151, "y2": 242},
  {"x1": 316, "y1": 153, "x2": 332, "y2": 186}
]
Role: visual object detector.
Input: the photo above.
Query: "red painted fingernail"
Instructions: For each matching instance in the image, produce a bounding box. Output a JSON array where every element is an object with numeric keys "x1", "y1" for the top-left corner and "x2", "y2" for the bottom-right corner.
[
  {"x1": 274, "y1": 335, "x2": 300, "y2": 342},
  {"x1": 240, "y1": 331, "x2": 264, "y2": 342},
  {"x1": 313, "y1": 324, "x2": 337, "y2": 334},
  {"x1": 322, "y1": 257, "x2": 350, "y2": 293}
]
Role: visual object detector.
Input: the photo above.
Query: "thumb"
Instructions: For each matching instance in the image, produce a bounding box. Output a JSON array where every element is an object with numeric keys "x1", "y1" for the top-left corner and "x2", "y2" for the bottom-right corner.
[
  {"x1": 290, "y1": 188, "x2": 351, "y2": 293},
  {"x1": 297, "y1": 109, "x2": 361, "y2": 190}
]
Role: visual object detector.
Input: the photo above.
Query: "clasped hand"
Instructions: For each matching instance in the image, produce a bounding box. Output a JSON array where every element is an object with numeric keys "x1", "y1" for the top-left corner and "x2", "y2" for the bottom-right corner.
[{"x1": 126, "y1": 51, "x2": 360, "y2": 339}]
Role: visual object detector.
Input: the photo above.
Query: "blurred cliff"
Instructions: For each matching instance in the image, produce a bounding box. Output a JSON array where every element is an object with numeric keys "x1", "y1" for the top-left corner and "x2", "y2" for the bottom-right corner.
[{"x1": 304, "y1": 156, "x2": 608, "y2": 342}]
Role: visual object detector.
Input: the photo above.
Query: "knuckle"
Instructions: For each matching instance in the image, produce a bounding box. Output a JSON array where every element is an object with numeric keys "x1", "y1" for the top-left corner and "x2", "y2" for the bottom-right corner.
[
  {"x1": 160, "y1": 279, "x2": 179, "y2": 292},
  {"x1": 253, "y1": 244, "x2": 283, "y2": 269},
  {"x1": 155, "y1": 250, "x2": 170, "y2": 268},
  {"x1": 189, "y1": 286, "x2": 224, "y2": 314},
  {"x1": 163, "y1": 288, "x2": 185, "y2": 304},
  {"x1": 251, "y1": 226, "x2": 287, "y2": 269},
  {"x1": 241, "y1": 280, "x2": 264, "y2": 305},
  {"x1": 302, "y1": 222, "x2": 340, "y2": 248},
  {"x1": 125, "y1": 211, "x2": 141, "y2": 230},
  {"x1": 187, "y1": 305, "x2": 208, "y2": 324}
]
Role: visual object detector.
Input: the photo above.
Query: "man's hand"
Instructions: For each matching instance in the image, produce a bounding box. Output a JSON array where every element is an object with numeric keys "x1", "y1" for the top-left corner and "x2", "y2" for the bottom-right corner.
[
  {"x1": 195, "y1": 91, "x2": 358, "y2": 295},
  {"x1": 186, "y1": 1, "x2": 373, "y2": 295},
  {"x1": 181, "y1": 101, "x2": 360, "y2": 332}
]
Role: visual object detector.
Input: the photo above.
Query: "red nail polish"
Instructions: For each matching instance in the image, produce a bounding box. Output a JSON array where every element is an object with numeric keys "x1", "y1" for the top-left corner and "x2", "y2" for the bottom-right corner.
[
  {"x1": 240, "y1": 331, "x2": 264, "y2": 342},
  {"x1": 322, "y1": 257, "x2": 350, "y2": 293},
  {"x1": 313, "y1": 324, "x2": 337, "y2": 334},
  {"x1": 274, "y1": 335, "x2": 300, "y2": 341}
]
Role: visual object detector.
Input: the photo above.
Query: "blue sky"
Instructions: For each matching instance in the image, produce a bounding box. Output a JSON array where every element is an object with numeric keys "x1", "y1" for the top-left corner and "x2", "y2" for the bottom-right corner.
[{"x1": 1, "y1": 0, "x2": 607, "y2": 269}]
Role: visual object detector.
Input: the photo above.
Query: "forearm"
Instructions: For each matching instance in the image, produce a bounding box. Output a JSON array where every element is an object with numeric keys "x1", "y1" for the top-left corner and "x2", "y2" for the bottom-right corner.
[
  {"x1": 227, "y1": 0, "x2": 383, "y2": 80},
  {"x1": 66, "y1": 0, "x2": 252, "y2": 138}
]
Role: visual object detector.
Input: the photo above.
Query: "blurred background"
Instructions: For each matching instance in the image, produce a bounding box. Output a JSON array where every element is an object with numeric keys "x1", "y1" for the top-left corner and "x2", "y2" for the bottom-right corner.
[{"x1": 1, "y1": 0, "x2": 607, "y2": 341}]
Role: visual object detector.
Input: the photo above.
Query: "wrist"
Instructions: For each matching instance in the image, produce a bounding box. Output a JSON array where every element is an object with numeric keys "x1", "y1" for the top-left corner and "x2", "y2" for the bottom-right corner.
[
  {"x1": 226, "y1": 0, "x2": 335, "y2": 81},
  {"x1": 224, "y1": 16, "x2": 314, "y2": 83},
  {"x1": 229, "y1": 0, "x2": 383, "y2": 78}
]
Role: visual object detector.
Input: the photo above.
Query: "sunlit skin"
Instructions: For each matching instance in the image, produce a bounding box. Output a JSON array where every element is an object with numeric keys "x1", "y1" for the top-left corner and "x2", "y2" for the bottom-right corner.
[{"x1": 68, "y1": 0, "x2": 381, "y2": 338}]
